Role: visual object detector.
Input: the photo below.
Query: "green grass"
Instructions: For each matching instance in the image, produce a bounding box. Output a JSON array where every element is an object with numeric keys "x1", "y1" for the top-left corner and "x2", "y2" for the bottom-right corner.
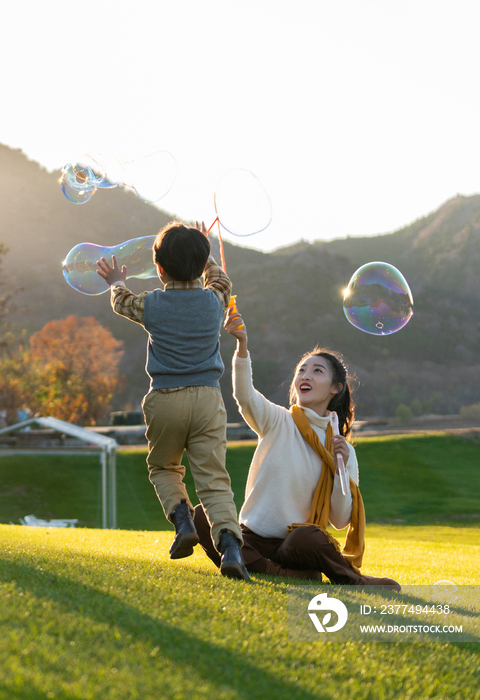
[
  {"x1": 1, "y1": 433, "x2": 480, "y2": 698},
  {"x1": 353, "y1": 433, "x2": 480, "y2": 524},
  {"x1": 1, "y1": 525, "x2": 479, "y2": 700},
  {"x1": 0, "y1": 433, "x2": 479, "y2": 529}
]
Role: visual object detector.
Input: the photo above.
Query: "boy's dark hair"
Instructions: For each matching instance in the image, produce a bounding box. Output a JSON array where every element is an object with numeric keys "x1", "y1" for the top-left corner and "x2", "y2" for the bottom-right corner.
[{"x1": 153, "y1": 222, "x2": 210, "y2": 282}]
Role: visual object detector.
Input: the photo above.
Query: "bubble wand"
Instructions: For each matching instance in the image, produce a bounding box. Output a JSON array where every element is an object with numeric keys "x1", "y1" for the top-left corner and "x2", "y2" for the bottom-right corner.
[
  {"x1": 207, "y1": 168, "x2": 272, "y2": 326},
  {"x1": 206, "y1": 217, "x2": 242, "y2": 326},
  {"x1": 329, "y1": 411, "x2": 350, "y2": 497},
  {"x1": 207, "y1": 217, "x2": 226, "y2": 271}
]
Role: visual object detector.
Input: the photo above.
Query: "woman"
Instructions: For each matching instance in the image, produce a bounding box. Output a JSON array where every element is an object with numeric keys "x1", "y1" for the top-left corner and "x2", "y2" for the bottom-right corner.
[{"x1": 194, "y1": 305, "x2": 400, "y2": 589}]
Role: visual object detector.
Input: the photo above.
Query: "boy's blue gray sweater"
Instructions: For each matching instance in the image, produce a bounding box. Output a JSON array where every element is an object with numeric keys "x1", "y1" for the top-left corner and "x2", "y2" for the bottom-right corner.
[{"x1": 143, "y1": 286, "x2": 224, "y2": 390}]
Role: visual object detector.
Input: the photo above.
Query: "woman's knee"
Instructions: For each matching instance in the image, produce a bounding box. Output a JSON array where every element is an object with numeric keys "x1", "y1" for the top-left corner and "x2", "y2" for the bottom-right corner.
[
  {"x1": 276, "y1": 526, "x2": 329, "y2": 569},
  {"x1": 285, "y1": 525, "x2": 328, "y2": 552}
]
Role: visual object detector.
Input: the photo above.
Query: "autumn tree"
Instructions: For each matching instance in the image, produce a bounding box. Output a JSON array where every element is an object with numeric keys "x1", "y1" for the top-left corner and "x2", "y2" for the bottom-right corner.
[
  {"x1": 27, "y1": 315, "x2": 124, "y2": 425},
  {"x1": 0, "y1": 315, "x2": 124, "y2": 426}
]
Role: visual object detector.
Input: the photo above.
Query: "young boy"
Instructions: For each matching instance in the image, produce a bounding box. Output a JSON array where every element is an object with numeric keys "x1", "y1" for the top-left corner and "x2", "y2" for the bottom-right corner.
[{"x1": 96, "y1": 221, "x2": 249, "y2": 581}]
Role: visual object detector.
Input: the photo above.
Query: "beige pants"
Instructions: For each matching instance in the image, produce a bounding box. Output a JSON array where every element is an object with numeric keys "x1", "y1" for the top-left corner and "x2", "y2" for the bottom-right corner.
[{"x1": 142, "y1": 386, "x2": 242, "y2": 547}]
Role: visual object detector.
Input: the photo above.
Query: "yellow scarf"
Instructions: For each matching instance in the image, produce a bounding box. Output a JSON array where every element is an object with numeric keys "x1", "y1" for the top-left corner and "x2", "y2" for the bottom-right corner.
[{"x1": 287, "y1": 405, "x2": 366, "y2": 573}]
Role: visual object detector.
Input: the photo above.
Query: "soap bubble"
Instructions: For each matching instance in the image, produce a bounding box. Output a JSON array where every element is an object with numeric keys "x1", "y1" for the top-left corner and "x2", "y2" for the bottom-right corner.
[
  {"x1": 343, "y1": 261, "x2": 414, "y2": 335},
  {"x1": 123, "y1": 151, "x2": 177, "y2": 203},
  {"x1": 60, "y1": 151, "x2": 176, "y2": 204},
  {"x1": 62, "y1": 235, "x2": 157, "y2": 295},
  {"x1": 59, "y1": 162, "x2": 97, "y2": 205},
  {"x1": 214, "y1": 168, "x2": 272, "y2": 236},
  {"x1": 60, "y1": 154, "x2": 124, "y2": 203},
  {"x1": 85, "y1": 153, "x2": 125, "y2": 189},
  {"x1": 431, "y1": 580, "x2": 458, "y2": 604}
]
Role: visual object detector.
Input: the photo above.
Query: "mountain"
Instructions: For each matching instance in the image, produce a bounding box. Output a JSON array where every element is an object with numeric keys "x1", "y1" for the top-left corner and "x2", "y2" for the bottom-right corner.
[
  {"x1": 1, "y1": 144, "x2": 479, "y2": 421},
  {"x1": 222, "y1": 195, "x2": 480, "y2": 418}
]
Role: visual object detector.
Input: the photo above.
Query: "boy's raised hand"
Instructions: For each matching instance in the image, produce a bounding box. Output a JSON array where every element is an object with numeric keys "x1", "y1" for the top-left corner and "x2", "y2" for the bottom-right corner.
[
  {"x1": 195, "y1": 221, "x2": 208, "y2": 238},
  {"x1": 96, "y1": 255, "x2": 127, "y2": 286}
]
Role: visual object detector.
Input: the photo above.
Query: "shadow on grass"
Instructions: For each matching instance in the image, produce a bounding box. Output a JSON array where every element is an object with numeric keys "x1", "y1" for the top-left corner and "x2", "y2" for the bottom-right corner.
[
  {"x1": 0, "y1": 685, "x2": 73, "y2": 700},
  {"x1": 0, "y1": 557, "x2": 322, "y2": 700}
]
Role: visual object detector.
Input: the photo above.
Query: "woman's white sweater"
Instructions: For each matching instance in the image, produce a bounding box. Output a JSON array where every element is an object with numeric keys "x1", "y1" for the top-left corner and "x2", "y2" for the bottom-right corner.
[{"x1": 233, "y1": 353, "x2": 359, "y2": 539}]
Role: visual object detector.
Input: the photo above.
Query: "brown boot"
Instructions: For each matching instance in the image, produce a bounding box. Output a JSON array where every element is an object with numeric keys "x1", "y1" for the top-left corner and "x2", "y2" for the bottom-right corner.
[
  {"x1": 310, "y1": 532, "x2": 400, "y2": 591},
  {"x1": 218, "y1": 529, "x2": 251, "y2": 582},
  {"x1": 264, "y1": 560, "x2": 323, "y2": 581},
  {"x1": 278, "y1": 526, "x2": 400, "y2": 591},
  {"x1": 354, "y1": 573, "x2": 401, "y2": 591},
  {"x1": 169, "y1": 499, "x2": 199, "y2": 559}
]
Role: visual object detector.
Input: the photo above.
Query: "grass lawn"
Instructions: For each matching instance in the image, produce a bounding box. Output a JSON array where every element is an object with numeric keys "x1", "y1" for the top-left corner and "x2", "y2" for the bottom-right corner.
[
  {"x1": 1, "y1": 432, "x2": 479, "y2": 698},
  {"x1": 0, "y1": 433, "x2": 479, "y2": 530},
  {"x1": 1, "y1": 524, "x2": 479, "y2": 700},
  {"x1": 353, "y1": 433, "x2": 480, "y2": 524}
]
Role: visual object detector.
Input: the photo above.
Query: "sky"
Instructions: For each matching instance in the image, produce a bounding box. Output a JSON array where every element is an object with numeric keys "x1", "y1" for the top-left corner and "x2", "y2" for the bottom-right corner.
[{"x1": 1, "y1": 0, "x2": 480, "y2": 252}]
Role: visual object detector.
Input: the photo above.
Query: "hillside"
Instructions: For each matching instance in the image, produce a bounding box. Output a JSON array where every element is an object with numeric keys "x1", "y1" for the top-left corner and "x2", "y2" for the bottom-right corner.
[
  {"x1": 1, "y1": 144, "x2": 479, "y2": 420},
  {"x1": 222, "y1": 194, "x2": 480, "y2": 418}
]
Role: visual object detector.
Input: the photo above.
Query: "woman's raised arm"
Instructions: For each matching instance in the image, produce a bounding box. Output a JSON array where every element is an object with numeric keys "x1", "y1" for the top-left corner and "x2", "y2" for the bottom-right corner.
[{"x1": 225, "y1": 305, "x2": 284, "y2": 437}]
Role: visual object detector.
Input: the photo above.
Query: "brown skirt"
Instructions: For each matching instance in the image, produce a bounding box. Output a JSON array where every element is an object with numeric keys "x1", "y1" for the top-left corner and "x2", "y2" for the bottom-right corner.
[{"x1": 193, "y1": 504, "x2": 349, "y2": 581}]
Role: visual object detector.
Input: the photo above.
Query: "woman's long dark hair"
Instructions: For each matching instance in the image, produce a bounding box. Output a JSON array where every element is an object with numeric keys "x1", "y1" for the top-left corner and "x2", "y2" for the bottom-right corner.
[{"x1": 289, "y1": 346, "x2": 355, "y2": 439}]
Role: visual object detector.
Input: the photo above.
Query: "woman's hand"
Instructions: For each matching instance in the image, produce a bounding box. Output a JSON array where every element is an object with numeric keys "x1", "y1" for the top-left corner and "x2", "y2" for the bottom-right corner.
[
  {"x1": 332, "y1": 435, "x2": 350, "y2": 469},
  {"x1": 224, "y1": 305, "x2": 247, "y2": 339},
  {"x1": 224, "y1": 305, "x2": 248, "y2": 358}
]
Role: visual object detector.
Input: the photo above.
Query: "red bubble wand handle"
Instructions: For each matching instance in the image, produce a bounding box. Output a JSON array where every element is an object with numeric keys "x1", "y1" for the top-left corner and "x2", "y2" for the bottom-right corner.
[
  {"x1": 207, "y1": 217, "x2": 226, "y2": 273},
  {"x1": 329, "y1": 411, "x2": 349, "y2": 496},
  {"x1": 208, "y1": 217, "x2": 243, "y2": 329}
]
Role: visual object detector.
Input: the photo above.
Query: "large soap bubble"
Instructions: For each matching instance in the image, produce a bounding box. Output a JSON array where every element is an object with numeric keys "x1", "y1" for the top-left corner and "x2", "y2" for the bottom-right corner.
[
  {"x1": 343, "y1": 261, "x2": 414, "y2": 335},
  {"x1": 87, "y1": 153, "x2": 125, "y2": 189},
  {"x1": 60, "y1": 161, "x2": 98, "y2": 205},
  {"x1": 62, "y1": 235, "x2": 157, "y2": 295},
  {"x1": 214, "y1": 168, "x2": 272, "y2": 236},
  {"x1": 60, "y1": 151, "x2": 176, "y2": 205},
  {"x1": 123, "y1": 151, "x2": 177, "y2": 204}
]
